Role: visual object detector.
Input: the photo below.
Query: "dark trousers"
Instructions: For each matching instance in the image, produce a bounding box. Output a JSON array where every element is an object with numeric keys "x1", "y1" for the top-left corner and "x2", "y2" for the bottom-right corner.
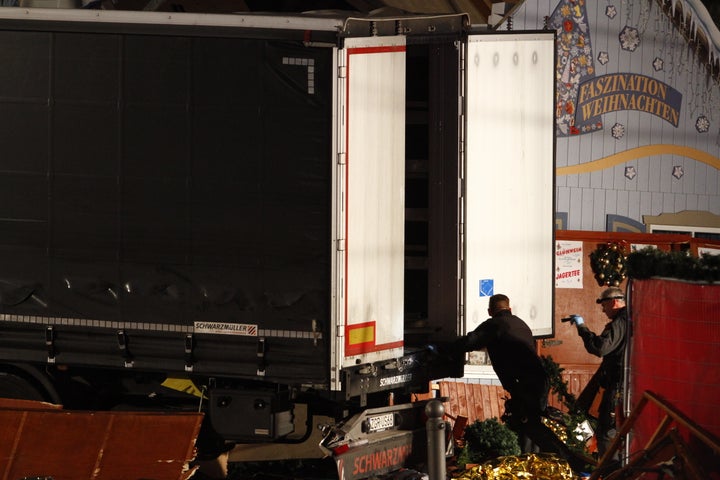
[
  {"x1": 504, "y1": 379, "x2": 588, "y2": 472},
  {"x1": 596, "y1": 385, "x2": 620, "y2": 459},
  {"x1": 577, "y1": 371, "x2": 621, "y2": 460},
  {"x1": 504, "y1": 401, "x2": 588, "y2": 472}
]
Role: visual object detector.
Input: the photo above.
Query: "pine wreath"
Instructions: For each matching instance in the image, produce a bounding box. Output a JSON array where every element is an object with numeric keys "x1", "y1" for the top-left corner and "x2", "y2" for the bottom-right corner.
[{"x1": 590, "y1": 242, "x2": 627, "y2": 286}]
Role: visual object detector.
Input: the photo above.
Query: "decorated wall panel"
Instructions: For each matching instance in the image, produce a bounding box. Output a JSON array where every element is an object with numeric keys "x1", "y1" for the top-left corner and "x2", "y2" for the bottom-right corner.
[{"x1": 514, "y1": 0, "x2": 720, "y2": 231}]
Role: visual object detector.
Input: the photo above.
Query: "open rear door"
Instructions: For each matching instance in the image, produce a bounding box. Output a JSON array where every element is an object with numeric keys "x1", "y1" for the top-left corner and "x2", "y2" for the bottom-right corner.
[
  {"x1": 463, "y1": 32, "x2": 556, "y2": 337},
  {"x1": 332, "y1": 36, "x2": 407, "y2": 383}
]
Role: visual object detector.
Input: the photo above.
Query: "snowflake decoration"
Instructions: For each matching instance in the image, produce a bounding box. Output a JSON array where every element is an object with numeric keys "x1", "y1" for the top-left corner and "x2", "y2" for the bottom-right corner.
[
  {"x1": 624, "y1": 166, "x2": 637, "y2": 180},
  {"x1": 653, "y1": 57, "x2": 664, "y2": 71},
  {"x1": 611, "y1": 123, "x2": 626, "y2": 139},
  {"x1": 672, "y1": 166, "x2": 684, "y2": 179},
  {"x1": 695, "y1": 115, "x2": 710, "y2": 133},
  {"x1": 619, "y1": 26, "x2": 640, "y2": 52},
  {"x1": 598, "y1": 51, "x2": 610, "y2": 65},
  {"x1": 606, "y1": 5, "x2": 617, "y2": 19}
]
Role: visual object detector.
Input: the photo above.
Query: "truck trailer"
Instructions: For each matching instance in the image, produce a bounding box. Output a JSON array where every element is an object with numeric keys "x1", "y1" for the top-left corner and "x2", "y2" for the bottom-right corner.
[{"x1": 0, "y1": 7, "x2": 555, "y2": 477}]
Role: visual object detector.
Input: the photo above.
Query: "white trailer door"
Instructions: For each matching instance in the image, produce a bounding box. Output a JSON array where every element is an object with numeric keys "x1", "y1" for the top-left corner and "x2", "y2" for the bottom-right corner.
[
  {"x1": 332, "y1": 36, "x2": 406, "y2": 380},
  {"x1": 463, "y1": 33, "x2": 555, "y2": 337}
]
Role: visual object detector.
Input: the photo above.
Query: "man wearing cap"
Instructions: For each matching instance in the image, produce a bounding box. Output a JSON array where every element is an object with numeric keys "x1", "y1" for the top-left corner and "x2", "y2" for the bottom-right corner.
[{"x1": 566, "y1": 286, "x2": 628, "y2": 461}]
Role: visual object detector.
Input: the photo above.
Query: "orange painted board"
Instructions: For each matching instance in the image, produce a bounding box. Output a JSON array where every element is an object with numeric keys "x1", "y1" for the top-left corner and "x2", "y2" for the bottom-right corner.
[{"x1": 0, "y1": 400, "x2": 203, "y2": 480}]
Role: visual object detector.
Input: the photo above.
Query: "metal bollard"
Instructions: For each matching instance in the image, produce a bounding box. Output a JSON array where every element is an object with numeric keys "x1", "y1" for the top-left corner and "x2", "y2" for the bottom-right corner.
[{"x1": 425, "y1": 399, "x2": 446, "y2": 480}]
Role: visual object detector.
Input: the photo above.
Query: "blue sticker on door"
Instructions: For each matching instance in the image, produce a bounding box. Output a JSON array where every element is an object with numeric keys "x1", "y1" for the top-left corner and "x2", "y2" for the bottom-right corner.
[{"x1": 479, "y1": 279, "x2": 494, "y2": 297}]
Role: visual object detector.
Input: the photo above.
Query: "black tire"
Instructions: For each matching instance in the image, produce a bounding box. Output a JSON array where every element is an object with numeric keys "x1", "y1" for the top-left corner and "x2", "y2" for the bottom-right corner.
[{"x1": 0, "y1": 369, "x2": 48, "y2": 401}]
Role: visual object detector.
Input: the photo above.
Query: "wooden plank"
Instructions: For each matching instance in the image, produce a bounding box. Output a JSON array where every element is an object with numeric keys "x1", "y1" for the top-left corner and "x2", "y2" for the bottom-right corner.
[
  {"x1": 493, "y1": 385, "x2": 507, "y2": 419},
  {"x1": 457, "y1": 383, "x2": 469, "y2": 422},
  {"x1": 0, "y1": 401, "x2": 203, "y2": 480},
  {"x1": 439, "y1": 381, "x2": 507, "y2": 426},
  {"x1": 468, "y1": 384, "x2": 482, "y2": 422},
  {"x1": 97, "y1": 413, "x2": 202, "y2": 479},
  {"x1": 438, "y1": 381, "x2": 458, "y2": 426},
  {"x1": 479, "y1": 384, "x2": 496, "y2": 421},
  {"x1": 4, "y1": 411, "x2": 113, "y2": 478}
]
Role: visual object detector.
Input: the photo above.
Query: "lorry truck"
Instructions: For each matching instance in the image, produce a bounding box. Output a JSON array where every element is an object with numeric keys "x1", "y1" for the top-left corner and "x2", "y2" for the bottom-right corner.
[{"x1": 0, "y1": 7, "x2": 555, "y2": 478}]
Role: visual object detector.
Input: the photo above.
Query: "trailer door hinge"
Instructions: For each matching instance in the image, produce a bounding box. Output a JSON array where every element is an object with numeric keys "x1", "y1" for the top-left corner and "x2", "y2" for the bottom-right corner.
[
  {"x1": 45, "y1": 326, "x2": 56, "y2": 364},
  {"x1": 338, "y1": 65, "x2": 346, "y2": 78}
]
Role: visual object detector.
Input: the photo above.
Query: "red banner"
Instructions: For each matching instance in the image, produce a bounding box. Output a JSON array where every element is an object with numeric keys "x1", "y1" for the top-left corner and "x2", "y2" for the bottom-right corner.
[{"x1": 630, "y1": 278, "x2": 720, "y2": 450}]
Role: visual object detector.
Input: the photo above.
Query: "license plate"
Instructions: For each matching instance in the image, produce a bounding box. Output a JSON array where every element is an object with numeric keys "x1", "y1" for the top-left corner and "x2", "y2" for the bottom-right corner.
[{"x1": 366, "y1": 413, "x2": 395, "y2": 433}]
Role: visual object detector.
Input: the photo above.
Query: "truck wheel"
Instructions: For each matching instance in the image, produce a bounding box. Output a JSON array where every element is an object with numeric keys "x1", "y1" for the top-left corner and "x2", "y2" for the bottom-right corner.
[{"x1": 0, "y1": 368, "x2": 50, "y2": 402}]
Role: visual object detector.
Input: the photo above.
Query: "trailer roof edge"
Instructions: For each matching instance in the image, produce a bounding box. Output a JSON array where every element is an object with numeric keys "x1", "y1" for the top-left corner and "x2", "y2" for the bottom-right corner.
[
  {"x1": 0, "y1": 7, "x2": 347, "y2": 31},
  {"x1": 0, "y1": 7, "x2": 469, "y2": 38}
]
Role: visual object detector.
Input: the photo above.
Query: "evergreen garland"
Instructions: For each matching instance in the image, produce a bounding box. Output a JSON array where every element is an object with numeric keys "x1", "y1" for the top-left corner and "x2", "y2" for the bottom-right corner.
[{"x1": 626, "y1": 247, "x2": 720, "y2": 282}]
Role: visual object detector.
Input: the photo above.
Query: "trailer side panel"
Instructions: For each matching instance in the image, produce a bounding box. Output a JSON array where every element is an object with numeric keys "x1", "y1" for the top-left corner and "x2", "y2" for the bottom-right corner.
[{"x1": 0, "y1": 24, "x2": 333, "y2": 383}]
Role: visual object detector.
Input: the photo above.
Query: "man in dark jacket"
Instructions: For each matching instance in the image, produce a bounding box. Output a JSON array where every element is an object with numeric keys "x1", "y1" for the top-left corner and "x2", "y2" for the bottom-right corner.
[
  {"x1": 567, "y1": 286, "x2": 628, "y2": 460},
  {"x1": 454, "y1": 294, "x2": 586, "y2": 471}
]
